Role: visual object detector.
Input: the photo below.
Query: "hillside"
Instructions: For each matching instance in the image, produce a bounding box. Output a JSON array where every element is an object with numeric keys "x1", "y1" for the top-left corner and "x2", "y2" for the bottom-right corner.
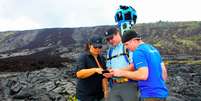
[
  {"x1": 0, "y1": 21, "x2": 200, "y2": 71},
  {"x1": 135, "y1": 21, "x2": 201, "y2": 55},
  {"x1": 0, "y1": 21, "x2": 200, "y2": 57}
]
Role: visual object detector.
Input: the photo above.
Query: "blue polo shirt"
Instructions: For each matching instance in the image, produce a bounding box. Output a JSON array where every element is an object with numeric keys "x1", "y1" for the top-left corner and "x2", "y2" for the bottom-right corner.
[{"x1": 133, "y1": 43, "x2": 168, "y2": 98}]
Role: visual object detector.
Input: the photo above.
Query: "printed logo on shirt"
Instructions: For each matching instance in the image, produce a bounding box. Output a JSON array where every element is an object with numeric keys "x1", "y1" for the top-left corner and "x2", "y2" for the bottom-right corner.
[
  {"x1": 136, "y1": 62, "x2": 143, "y2": 65},
  {"x1": 149, "y1": 50, "x2": 157, "y2": 53}
]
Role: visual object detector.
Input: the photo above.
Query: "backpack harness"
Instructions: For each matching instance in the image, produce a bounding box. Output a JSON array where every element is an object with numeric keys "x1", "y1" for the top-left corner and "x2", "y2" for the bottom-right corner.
[
  {"x1": 107, "y1": 45, "x2": 130, "y2": 64},
  {"x1": 107, "y1": 45, "x2": 131, "y2": 88}
]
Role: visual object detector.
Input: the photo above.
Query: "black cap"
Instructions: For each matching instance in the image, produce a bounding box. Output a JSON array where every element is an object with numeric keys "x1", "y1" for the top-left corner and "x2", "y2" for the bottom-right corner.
[
  {"x1": 89, "y1": 36, "x2": 103, "y2": 48},
  {"x1": 122, "y1": 30, "x2": 141, "y2": 43},
  {"x1": 104, "y1": 27, "x2": 119, "y2": 38}
]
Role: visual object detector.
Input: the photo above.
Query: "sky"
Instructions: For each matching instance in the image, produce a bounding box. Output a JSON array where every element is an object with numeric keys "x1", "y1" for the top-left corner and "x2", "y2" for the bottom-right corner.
[{"x1": 0, "y1": 0, "x2": 201, "y2": 31}]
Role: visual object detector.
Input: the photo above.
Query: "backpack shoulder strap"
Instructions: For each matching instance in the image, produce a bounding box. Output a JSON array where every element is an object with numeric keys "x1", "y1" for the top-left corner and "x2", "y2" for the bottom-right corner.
[
  {"x1": 107, "y1": 48, "x2": 113, "y2": 60},
  {"x1": 123, "y1": 45, "x2": 130, "y2": 64}
]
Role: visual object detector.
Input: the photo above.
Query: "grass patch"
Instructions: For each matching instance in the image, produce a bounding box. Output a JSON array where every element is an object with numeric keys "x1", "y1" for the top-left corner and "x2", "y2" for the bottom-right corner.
[
  {"x1": 66, "y1": 95, "x2": 78, "y2": 101},
  {"x1": 0, "y1": 32, "x2": 15, "y2": 43},
  {"x1": 4, "y1": 32, "x2": 15, "y2": 36}
]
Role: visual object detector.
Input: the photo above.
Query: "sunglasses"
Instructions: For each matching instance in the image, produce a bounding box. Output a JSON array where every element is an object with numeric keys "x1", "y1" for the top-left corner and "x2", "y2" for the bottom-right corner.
[
  {"x1": 106, "y1": 36, "x2": 114, "y2": 41},
  {"x1": 93, "y1": 45, "x2": 102, "y2": 49}
]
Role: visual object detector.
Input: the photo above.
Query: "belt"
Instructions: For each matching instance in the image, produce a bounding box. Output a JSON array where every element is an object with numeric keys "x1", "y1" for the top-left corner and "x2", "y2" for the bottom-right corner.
[{"x1": 112, "y1": 78, "x2": 129, "y2": 84}]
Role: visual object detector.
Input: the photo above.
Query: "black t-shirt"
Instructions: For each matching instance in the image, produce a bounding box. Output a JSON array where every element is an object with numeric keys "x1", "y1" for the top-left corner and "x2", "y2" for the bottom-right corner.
[{"x1": 76, "y1": 52, "x2": 106, "y2": 101}]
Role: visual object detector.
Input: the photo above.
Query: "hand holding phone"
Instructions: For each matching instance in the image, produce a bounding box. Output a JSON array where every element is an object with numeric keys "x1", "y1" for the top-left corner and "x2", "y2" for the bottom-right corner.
[
  {"x1": 102, "y1": 70, "x2": 110, "y2": 74},
  {"x1": 102, "y1": 70, "x2": 113, "y2": 78}
]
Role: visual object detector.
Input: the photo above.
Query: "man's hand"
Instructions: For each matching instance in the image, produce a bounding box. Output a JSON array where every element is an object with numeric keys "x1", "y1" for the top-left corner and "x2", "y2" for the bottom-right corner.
[
  {"x1": 103, "y1": 72, "x2": 113, "y2": 78},
  {"x1": 102, "y1": 68, "x2": 113, "y2": 78},
  {"x1": 111, "y1": 69, "x2": 125, "y2": 77}
]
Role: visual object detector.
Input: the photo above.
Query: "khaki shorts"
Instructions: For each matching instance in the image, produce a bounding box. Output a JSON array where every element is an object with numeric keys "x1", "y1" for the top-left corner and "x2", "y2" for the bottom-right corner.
[{"x1": 108, "y1": 82, "x2": 138, "y2": 101}]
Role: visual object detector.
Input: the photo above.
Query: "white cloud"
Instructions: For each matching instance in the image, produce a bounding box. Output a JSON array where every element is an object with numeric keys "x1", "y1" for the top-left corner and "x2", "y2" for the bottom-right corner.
[
  {"x1": 0, "y1": 17, "x2": 42, "y2": 31},
  {"x1": 0, "y1": 0, "x2": 201, "y2": 31},
  {"x1": 134, "y1": 0, "x2": 201, "y2": 23}
]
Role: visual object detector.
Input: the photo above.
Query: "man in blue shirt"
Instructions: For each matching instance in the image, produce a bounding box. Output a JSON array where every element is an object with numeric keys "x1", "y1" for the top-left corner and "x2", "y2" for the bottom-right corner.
[
  {"x1": 104, "y1": 27, "x2": 138, "y2": 101},
  {"x1": 112, "y1": 30, "x2": 168, "y2": 101}
]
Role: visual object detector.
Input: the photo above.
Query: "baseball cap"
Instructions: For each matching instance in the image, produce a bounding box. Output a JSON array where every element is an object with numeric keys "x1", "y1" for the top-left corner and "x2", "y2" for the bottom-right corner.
[
  {"x1": 104, "y1": 27, "x2": 119, "y2": 38},
  {"x1": 89, "y1": 36, "x2": 103, "y2": 48},
  {"x1": 122, "y1": 30, "x2": 141, "y2": 43}
]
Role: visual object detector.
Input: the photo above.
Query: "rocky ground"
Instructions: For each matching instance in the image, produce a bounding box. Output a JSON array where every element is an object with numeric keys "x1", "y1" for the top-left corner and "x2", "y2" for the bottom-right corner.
[
  {"x1": 0, "y1": 67, "x2": 76, "y2": 101},
  {"x1": 0, "y1": 56, "x2": 201, "y2": 101},
  {"x1": 166, "y1": 63, "x2": 201, "y2": 101}
]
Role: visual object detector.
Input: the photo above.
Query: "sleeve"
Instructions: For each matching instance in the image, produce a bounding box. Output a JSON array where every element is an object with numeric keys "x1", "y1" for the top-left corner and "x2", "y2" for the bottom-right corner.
[
  {"x1": 133, "y1": 50, "x2": 148, "y2": 70},
  {"x1": 128, "y1": 50, "x2": 133, "y2": 63},
  {"x1": 75, "y1": 54, "x2": 86, "y2": 72}
]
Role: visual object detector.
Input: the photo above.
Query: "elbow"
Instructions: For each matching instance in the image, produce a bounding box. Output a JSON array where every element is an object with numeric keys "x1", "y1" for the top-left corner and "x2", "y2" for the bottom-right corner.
[
  {"x1": 137, "y1": 68, "x2": 148, "y2": 80},
  {"x1": 163, "y1": 77, "x2": 167, "y2": 81},
  {"x1": 140, "y1": 74, "x2": 148, "y2": 80}
]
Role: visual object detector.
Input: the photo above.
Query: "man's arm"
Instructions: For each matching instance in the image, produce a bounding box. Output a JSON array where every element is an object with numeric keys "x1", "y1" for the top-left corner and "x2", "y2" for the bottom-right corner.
[
  {"x1": 103, "y1": 63, "x2": 134, "y2": 79},
  {"x1": 119, "y1": 63, "x2": 135, "y2": 71},
  {"x1": 112, "y1": 67, "x2": 148, "y2": 80},
  {"x1": 161, "y1": 62, "x2": 168, "y2": 81}
]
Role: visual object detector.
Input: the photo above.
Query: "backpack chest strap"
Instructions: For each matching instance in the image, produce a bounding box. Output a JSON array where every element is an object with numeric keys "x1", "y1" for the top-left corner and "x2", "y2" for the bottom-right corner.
[{"x1": 107, "y1": 53, "x2": 127, "y2": 60}]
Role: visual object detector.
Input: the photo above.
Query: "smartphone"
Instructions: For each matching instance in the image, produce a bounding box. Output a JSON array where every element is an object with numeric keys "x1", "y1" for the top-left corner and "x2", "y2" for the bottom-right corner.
[{"x1": 102, "y1": 70, "x2": 110, "y2": 74}]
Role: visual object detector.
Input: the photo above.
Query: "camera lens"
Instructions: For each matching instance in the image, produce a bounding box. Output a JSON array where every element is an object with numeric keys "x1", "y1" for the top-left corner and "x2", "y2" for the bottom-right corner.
[
  {"x1": 122, "y1": 23, "x2": 127, "y2": 29},
  {"x1": 116, "y1": 12, "x2": 123, "y2": 22}
]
